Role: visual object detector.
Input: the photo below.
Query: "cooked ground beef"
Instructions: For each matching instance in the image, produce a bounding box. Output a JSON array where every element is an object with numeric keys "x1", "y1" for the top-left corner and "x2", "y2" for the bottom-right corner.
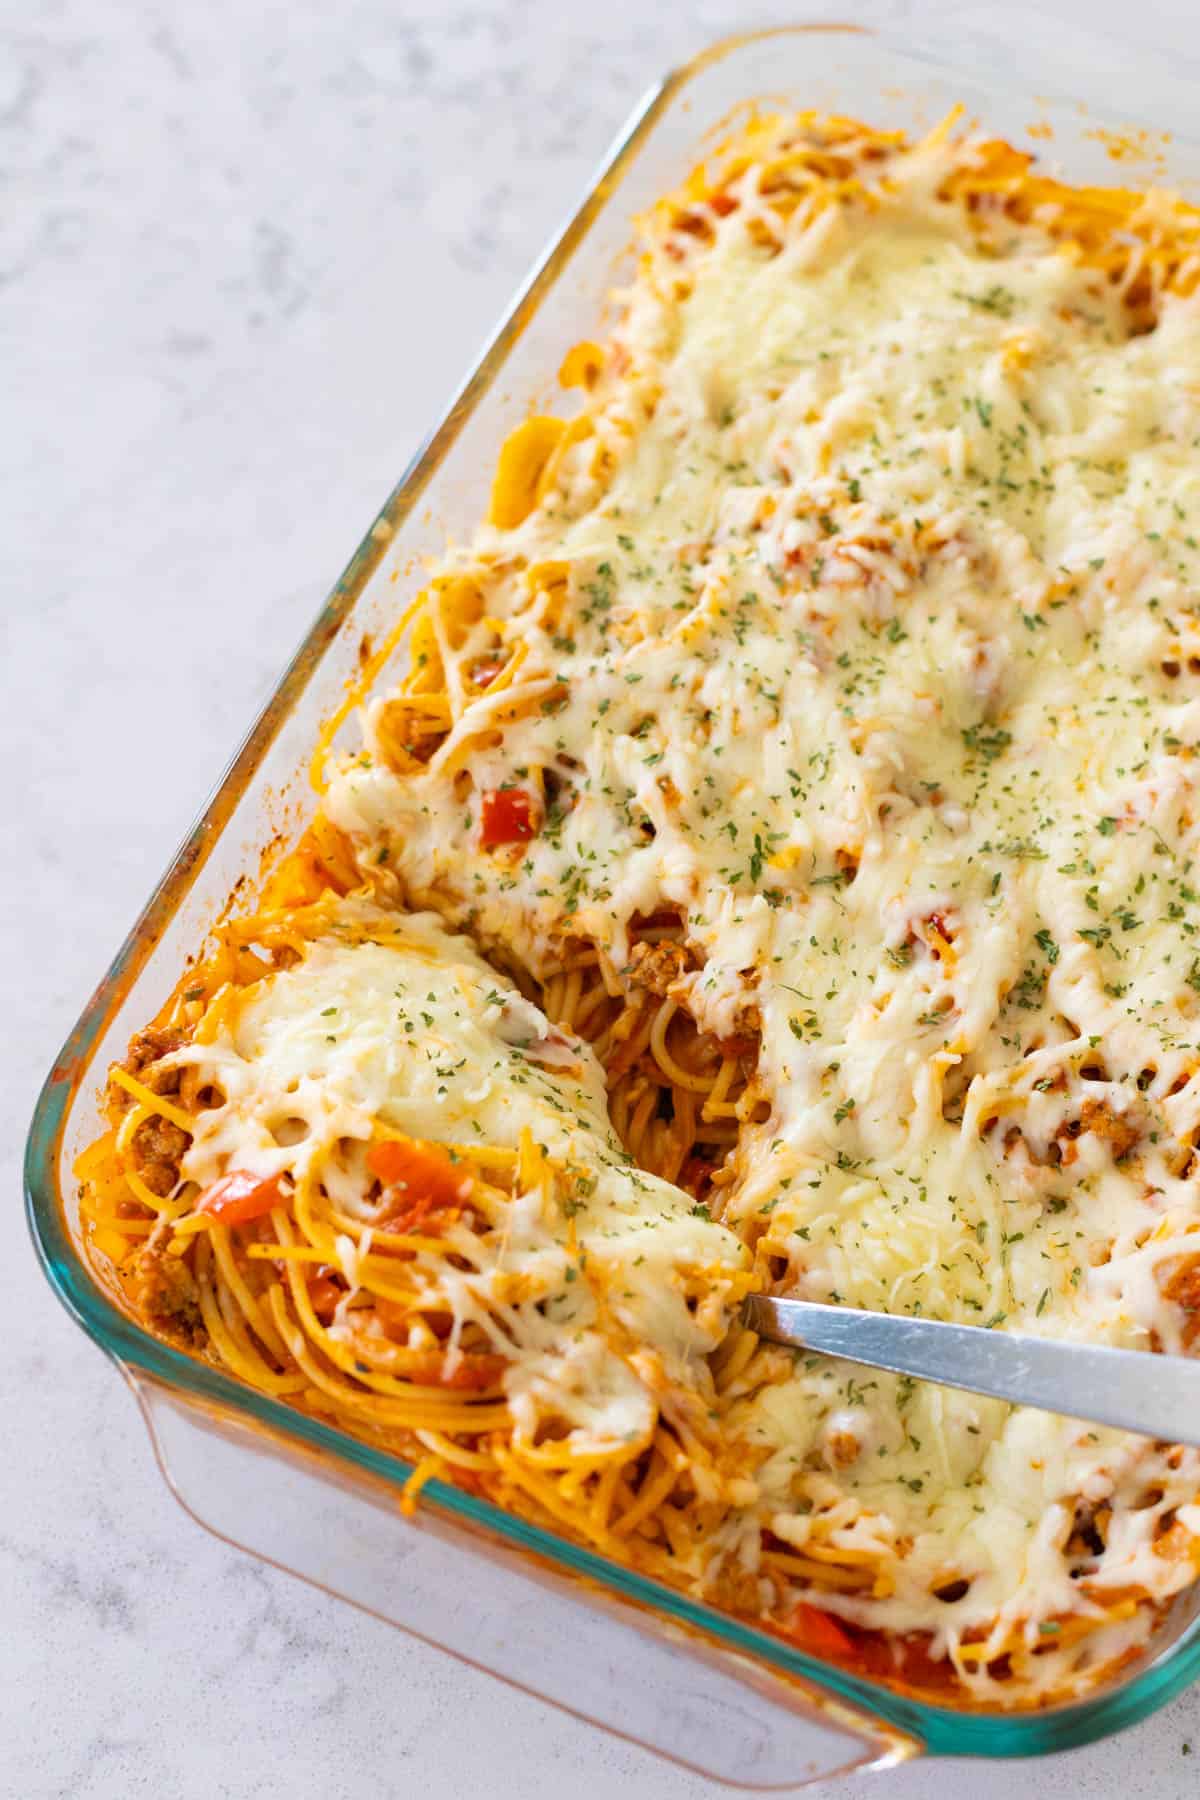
[
  {"x1": 107, "y1": 1024, "x2": 193, "y2": 1194},
  {"x1": 123, "y1": 1024, "x2": 187, "y2": 1082},
  {"x1": 130, "y1": 1113, "x2": 189, "y2": 1197},
  {"x1": 128, "y1": 1246, "x2": 203, "y2": 1340},
  {"x1": 108, "y1": 1025, "x2": 189, "y2": 1125},
  {"x1": 625, "y1": 940, "x2": 693, "y2": 997},
  {"x1": 1163, "y1": 1255, "x2": 1200, "y2": 1346}
]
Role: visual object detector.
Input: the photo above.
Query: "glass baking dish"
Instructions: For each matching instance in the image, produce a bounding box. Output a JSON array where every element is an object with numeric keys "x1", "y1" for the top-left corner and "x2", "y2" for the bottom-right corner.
[{"x1": 26, "y1": 18, "x2": 1200, "y2": 1784}]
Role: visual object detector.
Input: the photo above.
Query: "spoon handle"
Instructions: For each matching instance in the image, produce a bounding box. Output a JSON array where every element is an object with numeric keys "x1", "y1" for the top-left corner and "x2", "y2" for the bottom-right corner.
[{"x1": 742, "y1": 1295, "x2": 1200, "y2": 1446}]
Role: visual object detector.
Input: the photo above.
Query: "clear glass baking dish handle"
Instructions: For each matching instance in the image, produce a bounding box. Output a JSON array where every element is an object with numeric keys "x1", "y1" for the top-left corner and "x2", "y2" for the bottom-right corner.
[{"x1": 129, "y1": 1370, "x2": 913, "y2": 1788}]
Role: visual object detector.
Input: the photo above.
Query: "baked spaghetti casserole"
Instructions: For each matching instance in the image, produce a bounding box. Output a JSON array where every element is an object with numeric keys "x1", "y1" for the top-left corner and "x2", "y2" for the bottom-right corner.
[{"x1": 79, "y1": 111, "x2": 1200, "y2": 1706}]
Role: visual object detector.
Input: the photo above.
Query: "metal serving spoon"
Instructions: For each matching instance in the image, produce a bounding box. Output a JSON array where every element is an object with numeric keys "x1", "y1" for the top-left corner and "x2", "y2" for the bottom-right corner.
[{"x1": 742, "y1": 1295, "x2": 1200, "y2": 1447}]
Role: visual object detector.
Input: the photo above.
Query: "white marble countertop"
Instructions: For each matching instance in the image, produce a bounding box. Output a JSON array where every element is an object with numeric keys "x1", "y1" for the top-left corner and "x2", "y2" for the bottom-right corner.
[{"x1": 9, "y1": 2, "x2": 1200, "y2": 1793}]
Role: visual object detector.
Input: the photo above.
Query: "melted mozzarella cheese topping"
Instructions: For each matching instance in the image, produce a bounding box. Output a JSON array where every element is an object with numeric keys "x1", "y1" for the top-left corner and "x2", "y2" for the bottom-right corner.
[
  {"x1": 326, "y1": 129, "x2": 1200, "y2": 1691},
  {"x1": 167, "y1": 901, "x2": 746, "y2": 1453}
]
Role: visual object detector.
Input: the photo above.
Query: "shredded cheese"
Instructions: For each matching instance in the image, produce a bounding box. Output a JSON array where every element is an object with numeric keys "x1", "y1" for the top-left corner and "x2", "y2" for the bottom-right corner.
[
  {"x1": 165, "y1": 900, "x2": 747, "y2": 1456},
  {"x1": 323, "y1": 121, "x2": 1200, "y2": 1695}
]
